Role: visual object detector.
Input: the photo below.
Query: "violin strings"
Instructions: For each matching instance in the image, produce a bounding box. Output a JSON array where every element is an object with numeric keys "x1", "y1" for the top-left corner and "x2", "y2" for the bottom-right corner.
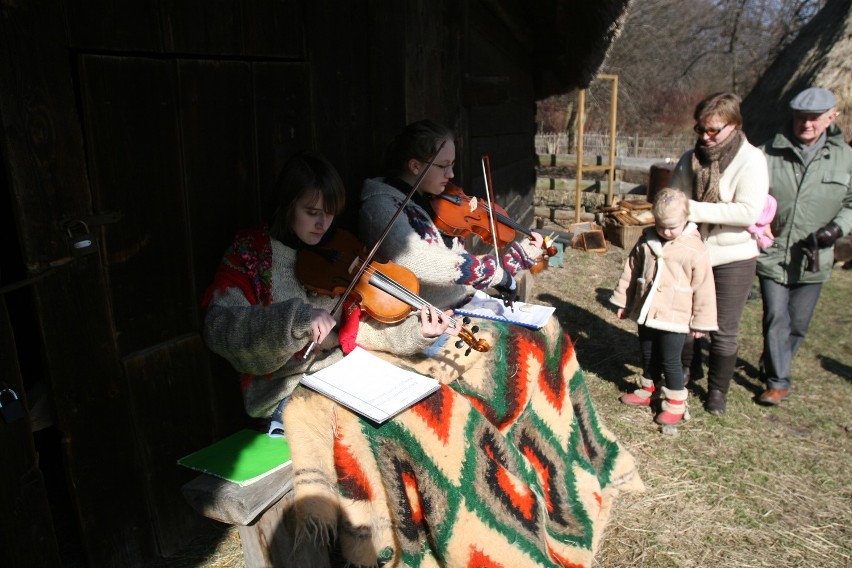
[{"x1": 361, "y1": 265, "x2": 460, "y2": 329}]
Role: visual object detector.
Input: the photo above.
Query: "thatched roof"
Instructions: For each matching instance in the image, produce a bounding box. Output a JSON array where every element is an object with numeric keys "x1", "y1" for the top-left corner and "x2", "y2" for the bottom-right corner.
[
  {"x1": 742, "y1": 0, "x2": 852, "y2": 144},
  {"x1": 530, "y1": 0, "x2": 632, "y2": 97}
]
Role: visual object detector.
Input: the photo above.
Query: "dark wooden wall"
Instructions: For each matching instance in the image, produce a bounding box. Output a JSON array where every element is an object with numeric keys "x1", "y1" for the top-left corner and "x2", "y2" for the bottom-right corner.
[{"x1": 0, "y1": 1, "x2": 621, "y2": 566}]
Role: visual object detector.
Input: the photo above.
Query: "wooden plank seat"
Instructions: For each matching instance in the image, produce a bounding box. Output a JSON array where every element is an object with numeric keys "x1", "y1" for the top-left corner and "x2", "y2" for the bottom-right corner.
[{"x1": 182, "y1": 462, "x2": 331, "y2": 568}]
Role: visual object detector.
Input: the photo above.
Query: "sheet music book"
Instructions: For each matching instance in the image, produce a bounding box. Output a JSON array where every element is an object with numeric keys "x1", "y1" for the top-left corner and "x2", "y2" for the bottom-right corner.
[
  {"x1": 454, "y1": 290, "x2": 556, "y2": 330},
  {"x1": 178, "y1": 429, "x2": 291, "y2": 487},
  {"x1": 300, "y1": 346, "x2": 440, "y2": 424}
]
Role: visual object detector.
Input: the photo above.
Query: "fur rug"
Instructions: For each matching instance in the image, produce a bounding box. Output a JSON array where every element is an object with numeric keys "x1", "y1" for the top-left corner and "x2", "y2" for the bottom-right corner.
[{"x1": 284, "y1": 317, "x2": 643, "y2": 567}]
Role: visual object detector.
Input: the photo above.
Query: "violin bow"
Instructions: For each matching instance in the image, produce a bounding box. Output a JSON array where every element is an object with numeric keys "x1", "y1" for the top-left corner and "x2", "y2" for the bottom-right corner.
[
  {"x1": 481, "y1": 155, "x2": 514, "y2": 310},
  {"x1": 303, "y1": 139, "x2": 447, "y2": 358}
]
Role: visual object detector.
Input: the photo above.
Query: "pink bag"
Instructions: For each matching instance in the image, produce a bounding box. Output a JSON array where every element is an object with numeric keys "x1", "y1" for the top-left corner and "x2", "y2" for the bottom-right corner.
[{"x1": 747, "y1": 195, "x2": 777, "y2": 249}]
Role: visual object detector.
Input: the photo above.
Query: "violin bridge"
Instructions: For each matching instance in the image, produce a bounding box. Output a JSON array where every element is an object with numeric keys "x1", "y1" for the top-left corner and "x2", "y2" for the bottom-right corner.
[
  {"x1": 347, "y1": 257, "x2": 361, "y2": 275},
  {"x1": 468, "y1": 196, "x2": 478, "y2": 212}
]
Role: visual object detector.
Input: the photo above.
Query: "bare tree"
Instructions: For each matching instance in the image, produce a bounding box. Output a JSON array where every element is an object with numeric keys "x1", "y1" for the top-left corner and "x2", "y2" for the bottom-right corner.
[{"x1": 536, "y1": 0, "x2": 825, "y2": 137}]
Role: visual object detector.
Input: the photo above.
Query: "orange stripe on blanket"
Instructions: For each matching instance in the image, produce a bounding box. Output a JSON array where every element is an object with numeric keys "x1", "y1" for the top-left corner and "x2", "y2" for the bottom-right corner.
[
  {"x1": 402, "y1": 471, "x2": 424, "y2": 523},
  {"x1": 412, "y1": 384, "x2": 455, "y2": 443},
  {"x1": 523, "y1": 446, "x2": 554, "y2": 513},
  {"x1": 547, "y1": 545, "x2": 586, "y2": 568},
  {"x1": 334, "y1": 434, "x2": 373, "y2": 501},
  {"x1": 466, "y1": 546, "x2": 506, "y2": 568},
  {"x1": 485, "y1": 443, "x2": 536, "y2": 521}
]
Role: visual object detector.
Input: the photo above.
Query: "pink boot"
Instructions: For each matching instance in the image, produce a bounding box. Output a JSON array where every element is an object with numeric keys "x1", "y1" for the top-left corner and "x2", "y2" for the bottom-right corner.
[
  {"x1": 620, "y1": 377, "x2": 655, "y2": 406},
  {"x1": 654, "y1": 387, "x2": 689, "y2": 425}
]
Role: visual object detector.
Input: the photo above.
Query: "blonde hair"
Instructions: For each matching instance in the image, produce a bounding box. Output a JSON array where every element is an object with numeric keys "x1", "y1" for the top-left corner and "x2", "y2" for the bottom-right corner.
[{"x1": 652, "y1": 188, "x2": 689, "y2": 225}]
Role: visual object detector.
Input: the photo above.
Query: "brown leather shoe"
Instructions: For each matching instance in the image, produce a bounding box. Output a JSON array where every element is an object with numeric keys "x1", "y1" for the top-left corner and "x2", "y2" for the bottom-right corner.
[{"x1": 758, "y1": 388, "x2": 792, "y2": 406}]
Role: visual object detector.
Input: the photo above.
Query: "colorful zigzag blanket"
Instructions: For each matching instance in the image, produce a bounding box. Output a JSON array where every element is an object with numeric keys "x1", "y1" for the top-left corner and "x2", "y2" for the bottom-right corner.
[{"x1": 284, "y1": 316, "x2": 643, "y2": 567}]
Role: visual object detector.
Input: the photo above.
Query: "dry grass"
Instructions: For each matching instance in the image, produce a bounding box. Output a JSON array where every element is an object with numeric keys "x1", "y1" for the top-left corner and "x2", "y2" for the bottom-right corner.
[
  {"x1": 163, "y1": 211, "x2": 851, "y2": 568},
  {"x1": 531, "y1": 239, "x2": 852, "y2": 568}
]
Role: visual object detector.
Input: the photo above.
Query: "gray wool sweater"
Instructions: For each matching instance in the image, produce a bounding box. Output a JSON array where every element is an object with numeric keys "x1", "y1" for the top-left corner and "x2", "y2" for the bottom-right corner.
[{"x1": 203, "y1": 239, "x2": 438, "y2": 418}]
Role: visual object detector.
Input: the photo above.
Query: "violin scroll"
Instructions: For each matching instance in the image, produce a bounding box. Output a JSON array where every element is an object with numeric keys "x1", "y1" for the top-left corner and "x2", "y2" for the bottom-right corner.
[{"x1": 454, "y1": 318, "x2": 489, "y2": 355}]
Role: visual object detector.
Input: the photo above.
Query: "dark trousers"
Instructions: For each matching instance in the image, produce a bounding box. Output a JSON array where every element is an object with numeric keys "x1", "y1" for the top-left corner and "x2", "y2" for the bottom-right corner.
[
  {"x1": 759, "y1": 276, "x2": 823, "y2": 390},
  {"x1": 639, "y1": 324, "x2": 687, "y2": 391},
  {"x1": 683, "y1": 258, "x2": 756, "y2": 393}
]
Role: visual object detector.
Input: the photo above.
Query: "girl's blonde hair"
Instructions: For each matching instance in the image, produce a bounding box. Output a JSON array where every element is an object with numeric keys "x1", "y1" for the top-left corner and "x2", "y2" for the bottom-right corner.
[{"x1": 652, "y1": 187, "x2": 689, "y2": 225}]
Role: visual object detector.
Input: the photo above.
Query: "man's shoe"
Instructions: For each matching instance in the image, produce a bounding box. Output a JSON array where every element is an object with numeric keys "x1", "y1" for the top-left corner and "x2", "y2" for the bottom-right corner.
[
  {"x1": 705, "y1": 389, "x2": 727, "y2": 416},
  {"x1": 757, "y1": 388, "x2": 791, "y2": 406}
]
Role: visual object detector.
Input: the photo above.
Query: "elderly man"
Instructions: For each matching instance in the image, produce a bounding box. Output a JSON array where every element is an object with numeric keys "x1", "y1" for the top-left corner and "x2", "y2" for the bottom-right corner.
[{"x1": 756, "y1": 87, "x2": 852, "y2": 405}]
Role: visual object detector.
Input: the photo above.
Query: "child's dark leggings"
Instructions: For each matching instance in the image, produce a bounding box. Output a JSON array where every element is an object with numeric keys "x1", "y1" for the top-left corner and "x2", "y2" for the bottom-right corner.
[{"x1": 639, "y1": 324, "x2": 687, "y2": 390}]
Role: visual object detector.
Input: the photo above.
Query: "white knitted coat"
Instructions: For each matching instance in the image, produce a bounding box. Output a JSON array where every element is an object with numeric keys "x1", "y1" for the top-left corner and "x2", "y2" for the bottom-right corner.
[{"x1": 670, "y1": 140, "x2": 770, "y2": 266}]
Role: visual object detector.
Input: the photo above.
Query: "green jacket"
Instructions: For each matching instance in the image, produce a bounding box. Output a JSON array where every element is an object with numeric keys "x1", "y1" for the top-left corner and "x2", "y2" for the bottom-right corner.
[{"x1": 757, "y1": 123, "x2": 852, "y2": 284}]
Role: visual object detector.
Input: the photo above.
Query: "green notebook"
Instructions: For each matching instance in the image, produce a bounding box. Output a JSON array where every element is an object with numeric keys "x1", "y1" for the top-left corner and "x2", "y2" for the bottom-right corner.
[{"x1": 178, "y1": 429, "x2": 291, "y2": 486}]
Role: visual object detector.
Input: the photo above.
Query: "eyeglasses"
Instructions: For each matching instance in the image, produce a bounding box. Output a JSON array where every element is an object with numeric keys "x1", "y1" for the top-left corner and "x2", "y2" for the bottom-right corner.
[
  {"x1": 694, "y1": 123, "x2": 729, "y2": 137},
  {"x1": 428, "y1": 161, "x2": 455, "y2": 174}
]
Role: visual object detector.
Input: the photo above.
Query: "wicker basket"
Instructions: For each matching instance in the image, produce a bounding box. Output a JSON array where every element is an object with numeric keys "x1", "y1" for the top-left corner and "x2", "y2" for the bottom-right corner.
[{"x1": 604, "y1": 220, "x2": 652, "y2": 251}]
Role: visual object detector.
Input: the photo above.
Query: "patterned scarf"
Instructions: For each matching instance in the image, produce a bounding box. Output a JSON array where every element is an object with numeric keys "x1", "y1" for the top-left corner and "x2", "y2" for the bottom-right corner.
[{"x1": 691, "y1": 128, "x2": 745, "y2": 204}]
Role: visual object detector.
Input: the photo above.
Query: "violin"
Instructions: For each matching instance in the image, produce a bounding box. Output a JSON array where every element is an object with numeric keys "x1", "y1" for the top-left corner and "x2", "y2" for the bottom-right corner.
[
  {"x1": 295, "y1": 229, "x2": 490, "y2": 354},
  {"x1": 430, "y1": 182, "x2": 558, "y2": 272}
]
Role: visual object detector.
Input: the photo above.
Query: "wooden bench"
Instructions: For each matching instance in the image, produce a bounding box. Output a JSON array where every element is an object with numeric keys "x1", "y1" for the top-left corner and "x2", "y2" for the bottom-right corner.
[{"x1": 182, "y1": 462, "x2": 331, "y2": 568}]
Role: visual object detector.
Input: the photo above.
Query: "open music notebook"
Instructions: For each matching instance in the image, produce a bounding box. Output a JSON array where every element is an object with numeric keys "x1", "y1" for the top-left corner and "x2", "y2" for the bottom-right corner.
[
  {"x1": 454, "y1": 290, "x2": 555, "y2": 330},
  {"x1": 300, "y1": 347, "x2": 440, "y2": 423}
]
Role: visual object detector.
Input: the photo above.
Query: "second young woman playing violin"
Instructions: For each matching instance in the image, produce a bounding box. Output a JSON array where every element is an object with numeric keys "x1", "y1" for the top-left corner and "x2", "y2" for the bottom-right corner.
[{"x1": 359, "y1": 119, "x2": 546, "y2": 310}]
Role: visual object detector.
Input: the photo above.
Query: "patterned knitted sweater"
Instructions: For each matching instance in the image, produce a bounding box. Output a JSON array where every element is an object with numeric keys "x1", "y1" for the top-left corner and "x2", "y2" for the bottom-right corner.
[
  {"x1": 359, "y1": 177, "x2": 542, "y2": 310},
  {"x1": 201, "y1": 225, "x2": 438, "y2": 418}
]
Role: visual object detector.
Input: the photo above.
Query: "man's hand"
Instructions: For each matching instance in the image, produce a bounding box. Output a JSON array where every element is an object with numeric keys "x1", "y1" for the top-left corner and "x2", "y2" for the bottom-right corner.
[{"x1": 813, "y1": 222, "x2": 842, "y2": 248}]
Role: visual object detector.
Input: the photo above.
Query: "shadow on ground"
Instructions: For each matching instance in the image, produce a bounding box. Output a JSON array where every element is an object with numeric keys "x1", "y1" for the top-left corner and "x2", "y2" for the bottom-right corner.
[{"x1": 538, "y1": 288, "x2": 640, "y2": 394}]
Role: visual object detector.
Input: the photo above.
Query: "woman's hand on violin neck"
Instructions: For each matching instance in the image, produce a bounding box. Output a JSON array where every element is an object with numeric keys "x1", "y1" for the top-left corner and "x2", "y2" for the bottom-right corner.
[
  {"x1": 529, "y1": 231, "x2": 545, "y2": 250},
  {"x1": 418, "y1": 305, "x2": 460, "y2": 338},
  {"x1": 310, "y1": 308, "x2": 338, "y2": 344}
]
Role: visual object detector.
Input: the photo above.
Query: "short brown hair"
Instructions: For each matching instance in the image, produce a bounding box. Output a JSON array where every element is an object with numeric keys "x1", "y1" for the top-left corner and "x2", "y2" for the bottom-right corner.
[
  {"x1": 269, "y1": 150, "x2": 346, "y2": 240},
  {"x1": 382, "y1": 120, "x2": 454, "y2": 178},
  {"x1": 694, "y1": 92, "x2": 742, "y2": 128}
]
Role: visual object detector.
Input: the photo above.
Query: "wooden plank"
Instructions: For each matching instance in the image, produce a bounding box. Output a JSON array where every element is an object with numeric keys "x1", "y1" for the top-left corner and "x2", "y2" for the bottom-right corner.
[
  {"x1": 182, "y1": 463, "x2": 294, "y2": 526},
  {"x1": 178, "y1": 59, "x2": 259, "y2": 306},
  {"x1": 367, "y1": 2, "x2": 408, "y2": 169},
  {"x1": 252, "y1": 62, "x2": 314, "y2": 222},
  {"x1": 161, "y1": 0, "x2": 304, "y2": 57},
  {"x1": 0, "y1": 298, "x2": 62, "y2": 567},
  {"x1": 304, "y1": 0, "x2": 376, "y2": 230},
  {"x1": 65, "y1": 0, "x2": 162, "y2": 51},
  {"x1": 1, "y1": 3, "x2": 157, "y2": 565},
  {"x1": 123, "y1": 335, "x2": 227, "y2": 556},
  {"x1": 78, "y1": 55, "x2": 196, "y2": 355}
]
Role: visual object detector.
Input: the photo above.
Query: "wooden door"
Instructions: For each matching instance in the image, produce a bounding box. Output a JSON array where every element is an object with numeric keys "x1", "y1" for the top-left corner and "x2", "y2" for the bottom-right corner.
[{"x1": 76, "y1": 54, "x2": 313, "y2": 557}]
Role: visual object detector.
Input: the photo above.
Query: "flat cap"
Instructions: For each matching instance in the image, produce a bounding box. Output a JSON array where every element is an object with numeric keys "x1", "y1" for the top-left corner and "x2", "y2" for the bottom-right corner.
[{"x1": 789, "y1": 87, "x2": 837, "y2": 113}]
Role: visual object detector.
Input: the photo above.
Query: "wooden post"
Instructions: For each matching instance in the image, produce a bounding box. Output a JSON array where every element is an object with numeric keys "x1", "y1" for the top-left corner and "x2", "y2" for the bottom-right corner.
[
  {"x1": 575, "y1": 89, "x2": 585, "y2": 223},
  {"x1": 597, "y1": 74, "x2": 618, "y2": 206}
]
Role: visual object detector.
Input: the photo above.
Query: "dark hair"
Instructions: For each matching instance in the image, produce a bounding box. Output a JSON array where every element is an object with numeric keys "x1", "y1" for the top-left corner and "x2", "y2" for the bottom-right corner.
[
  {"x1": 268, "y1": 150, "x2": 346, "y2": 240},
  {"x1": 382, "y1": 119, "x2": 454, "y2": 177},
  {"x1": 694, "y1": 92, "x2": 743, "y2": 128}
]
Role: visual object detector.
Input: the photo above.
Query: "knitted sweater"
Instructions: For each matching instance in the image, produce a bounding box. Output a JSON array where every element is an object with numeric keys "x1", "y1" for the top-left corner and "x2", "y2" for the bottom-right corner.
[
  {"x1": 611, "y1": 223, "x2": 717, "y2": 334},
  {"x1": 359, "y1": 177, "x2": 541, "y2": 310},
  {"x1": 670, "y1": 140, "x2": 769, "y2": 266},
  {"x1": 202, "y1": 226, "x2": 437, "y2": 418}
]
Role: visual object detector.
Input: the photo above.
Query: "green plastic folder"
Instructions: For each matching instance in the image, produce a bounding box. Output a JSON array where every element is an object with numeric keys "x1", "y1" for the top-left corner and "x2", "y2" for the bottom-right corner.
[{"x1": 178, "y1": 429, "x2": 291, "y2": 486}]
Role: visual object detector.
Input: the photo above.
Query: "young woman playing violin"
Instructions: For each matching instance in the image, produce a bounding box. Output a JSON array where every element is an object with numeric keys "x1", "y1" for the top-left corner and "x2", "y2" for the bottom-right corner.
[
  {"x1": 360, "y1": 119, "x2": 548, "y2": 310},
  {"x1": 349, "y1": 121, "x2": 642, "y2": 567},
  {"x1": 202, "y1": 150, "x2": 459, "y2": 438}
]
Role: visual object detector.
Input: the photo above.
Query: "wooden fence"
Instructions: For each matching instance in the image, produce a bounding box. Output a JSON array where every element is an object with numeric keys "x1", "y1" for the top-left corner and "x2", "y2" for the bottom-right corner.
[{"x1": 536, "y1": 132, "x2": 693, "y2": 161}]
